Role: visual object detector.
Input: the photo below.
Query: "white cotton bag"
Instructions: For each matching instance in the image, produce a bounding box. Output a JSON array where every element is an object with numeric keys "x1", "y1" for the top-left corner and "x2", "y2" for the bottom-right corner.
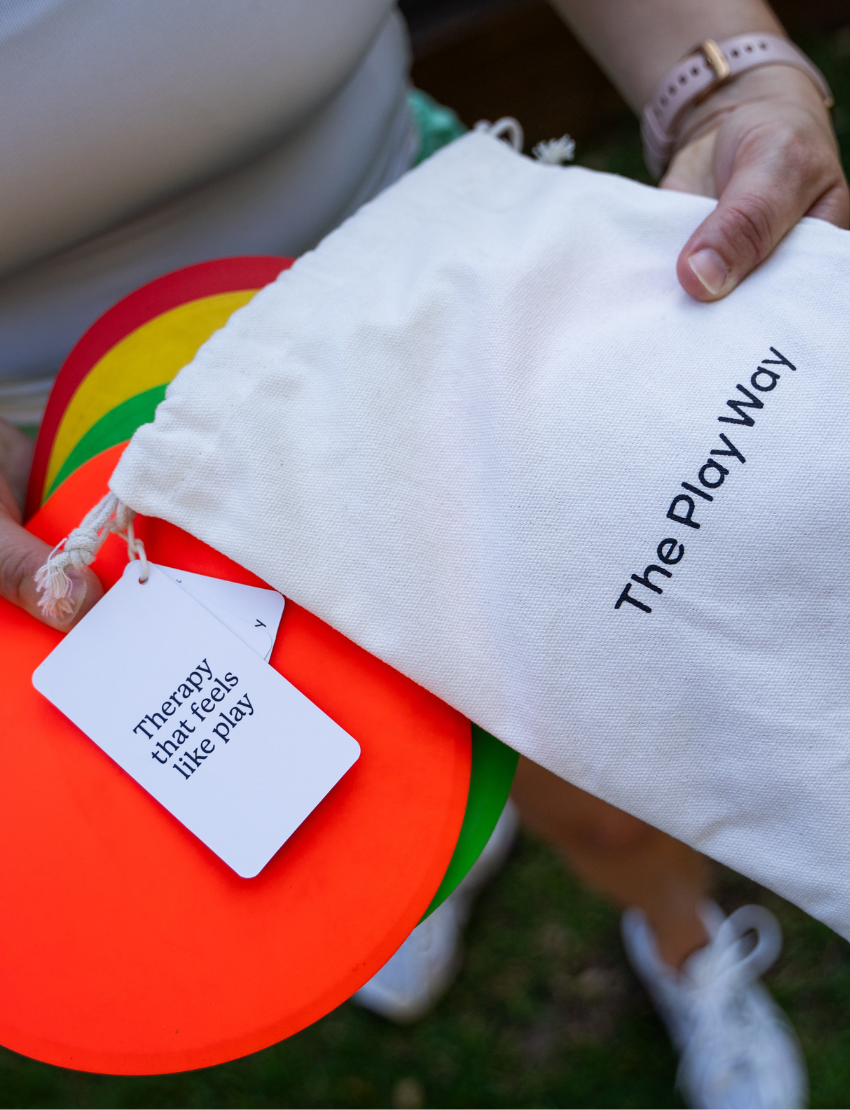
[{"x1": 108, "y1": 129, "x2": 850, "y2": 937}]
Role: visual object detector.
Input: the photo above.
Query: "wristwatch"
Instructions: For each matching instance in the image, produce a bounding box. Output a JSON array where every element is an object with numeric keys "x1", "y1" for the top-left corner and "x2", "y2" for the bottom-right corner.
[{"x1": 641, "y1": 32, "x2": 834, "y2": 179}]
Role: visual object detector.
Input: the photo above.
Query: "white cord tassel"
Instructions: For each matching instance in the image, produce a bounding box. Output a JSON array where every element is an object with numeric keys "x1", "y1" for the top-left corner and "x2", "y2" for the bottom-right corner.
[
  {"x1": 35, "y1": 491, "x2": 146, "y2": 620},
  {"x1": 533, "y1": 135, "x2": 576, "y2": 164}
]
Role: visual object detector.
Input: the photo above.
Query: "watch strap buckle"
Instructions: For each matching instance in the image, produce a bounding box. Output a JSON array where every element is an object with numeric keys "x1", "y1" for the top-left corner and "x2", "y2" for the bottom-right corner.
[{"x1": 695, "y1": 39, "x2": 732, "y2": 103}]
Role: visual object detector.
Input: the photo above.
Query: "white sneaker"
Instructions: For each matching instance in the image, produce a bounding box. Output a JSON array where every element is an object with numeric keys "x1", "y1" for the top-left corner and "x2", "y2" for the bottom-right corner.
[
  {"x1": 352, "y1": 800, "x2": 518, "y2": 1022},
  {"x1": 622, "y1": 901, "x2": 807, "y2": 1109}
]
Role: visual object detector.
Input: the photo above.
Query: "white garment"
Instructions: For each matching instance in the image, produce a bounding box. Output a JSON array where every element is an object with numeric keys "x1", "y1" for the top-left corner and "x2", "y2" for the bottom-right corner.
[
  {"x1": 0, "y1": 0, "x2": 414, "y2": 411},
  {"x1": 111, "y1": 130, "x2": 850, "y2": 940}
]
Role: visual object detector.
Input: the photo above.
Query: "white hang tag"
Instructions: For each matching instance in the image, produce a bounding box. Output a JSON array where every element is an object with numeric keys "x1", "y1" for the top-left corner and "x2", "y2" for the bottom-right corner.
[
  {"x1": 32, "y1": 562, "x2": 360, "y2": 878},
  {"x1": 156, "y1": 565, "x2": 283, "y2": 660}
]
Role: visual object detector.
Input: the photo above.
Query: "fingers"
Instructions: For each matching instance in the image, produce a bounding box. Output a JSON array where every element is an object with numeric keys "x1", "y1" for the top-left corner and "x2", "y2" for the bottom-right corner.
[
  {"x1": 804, "y1": 178, "x2": 850, "y2": 226},
  {"x1": 674, "y1": 105, "x2": 849, "y2": 302},
  {"x1": 0, "y1": 419, "x2": 102, "y2": 629},
  {"x1": 0, "y1": 480, "x2": 102, "y2": 630},
  {"x1": 0, "y1": 416, "x2": 35, "y2": 513}
]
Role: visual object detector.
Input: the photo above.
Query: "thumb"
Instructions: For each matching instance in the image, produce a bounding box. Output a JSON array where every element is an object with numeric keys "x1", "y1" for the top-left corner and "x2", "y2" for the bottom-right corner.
[
  {"x1": 676, "y1": 123, "x2": 848, "y2": 302},
  {"x1": 678, "y1": 157, "x2": 795, "y2": 300},
  {"x1": 0, "y1": 493, "x2": 102, "y2": 631}
]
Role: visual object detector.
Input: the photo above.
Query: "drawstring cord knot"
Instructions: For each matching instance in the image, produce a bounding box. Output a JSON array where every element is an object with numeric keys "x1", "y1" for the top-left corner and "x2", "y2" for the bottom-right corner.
[{"x1": 35, "y1": 492, "x2": 146, "y2": 620}]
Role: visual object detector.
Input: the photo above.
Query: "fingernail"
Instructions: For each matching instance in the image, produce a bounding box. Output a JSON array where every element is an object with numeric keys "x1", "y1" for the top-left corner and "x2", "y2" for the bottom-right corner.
[
  {"x1": 688, "y1": 248, "x2": 729, "y2": 296},
  {"x1": 54, "y1": 572, "x2": 88, "y2": 626}
]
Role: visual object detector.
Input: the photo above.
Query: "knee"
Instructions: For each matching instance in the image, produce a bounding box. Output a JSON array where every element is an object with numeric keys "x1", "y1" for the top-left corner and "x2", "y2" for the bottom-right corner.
[
  {"x1": 574, "y1": 807, "x2": 655, "y2": 854},
  {"x1": 512, "y1": 758, "x2": 657, "y2": 856}
]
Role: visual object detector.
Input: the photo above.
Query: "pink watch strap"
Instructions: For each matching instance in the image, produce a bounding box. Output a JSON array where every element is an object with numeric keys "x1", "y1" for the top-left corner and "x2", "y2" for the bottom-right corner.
[{"x1": 641, "y1": 33, "x2": 834, "y2": 179}]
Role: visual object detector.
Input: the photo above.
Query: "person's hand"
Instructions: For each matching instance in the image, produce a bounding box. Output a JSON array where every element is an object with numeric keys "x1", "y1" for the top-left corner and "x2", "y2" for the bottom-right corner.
[
  {"x1": 0, "y1": 416, "x2": 101, "y2": 628},
  {"x1": 661, "y1": 62, "x2": 849, "y2": 300}
]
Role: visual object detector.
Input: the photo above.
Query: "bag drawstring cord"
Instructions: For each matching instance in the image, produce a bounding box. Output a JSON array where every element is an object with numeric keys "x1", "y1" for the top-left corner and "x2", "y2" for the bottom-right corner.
[
  {"x1": 34, "y1": 491, "x2": 147, "y2": 620},
  {"x1": 475, "y1": 116, "x2": 525, "y2": 151},
  {"x1": 475, "y1": 117, "x2": 574, "y2": 164}
]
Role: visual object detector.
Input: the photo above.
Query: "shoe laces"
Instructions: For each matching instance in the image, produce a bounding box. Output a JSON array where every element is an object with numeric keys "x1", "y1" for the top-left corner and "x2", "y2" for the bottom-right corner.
[
  {"x1": 678, "y1": 905, "x2": 783, "y2": 1089},
  {"x1": 689, "y1": 904, "x2": 781, "y2": 993}
]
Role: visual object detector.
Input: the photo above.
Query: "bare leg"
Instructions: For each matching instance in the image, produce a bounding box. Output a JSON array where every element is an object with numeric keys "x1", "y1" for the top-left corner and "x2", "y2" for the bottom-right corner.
[{"x1": 511, "y1": 756, "x2": 710, "y2": 969}]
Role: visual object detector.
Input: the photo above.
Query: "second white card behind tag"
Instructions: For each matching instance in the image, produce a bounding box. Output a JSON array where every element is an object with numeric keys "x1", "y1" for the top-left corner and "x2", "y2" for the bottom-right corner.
[
  {"x1": 33, "y1": 563, "x2": 360, "y2": 878},
  {"x1": 158, "y1": 565, "x2": 284, "y2": 660}
]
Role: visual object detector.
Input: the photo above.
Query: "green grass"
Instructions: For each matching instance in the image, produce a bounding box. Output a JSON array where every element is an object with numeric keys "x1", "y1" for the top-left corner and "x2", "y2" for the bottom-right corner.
[
  {"x1": 3, "y1": 24, "x2": 850, "y2": 1110},
  {"x1": 3, "y1": 838, "x2": 850, "y2": 1108}
]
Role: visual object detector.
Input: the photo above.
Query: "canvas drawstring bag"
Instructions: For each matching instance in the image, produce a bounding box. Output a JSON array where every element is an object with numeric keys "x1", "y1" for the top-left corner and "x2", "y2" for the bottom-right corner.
[{"x1": 41, "y1": 125, "x2": 850, "y2": 939}]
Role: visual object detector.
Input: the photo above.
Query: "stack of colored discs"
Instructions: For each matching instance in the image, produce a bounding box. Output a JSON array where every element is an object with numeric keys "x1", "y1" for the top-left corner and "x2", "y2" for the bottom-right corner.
[{"x1": 0, "y1": 257, "x2": 516, "y2": 1074}]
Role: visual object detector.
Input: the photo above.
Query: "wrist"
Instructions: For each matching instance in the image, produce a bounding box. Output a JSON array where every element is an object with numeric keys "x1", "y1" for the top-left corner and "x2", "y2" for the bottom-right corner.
[
  {"x1": 550, "y1": 0, "x2": 783, "y2": 113},
  {"x1": 641, "y1": 33, "x2": 833, "y2": 177},
  {"x1": 674, "y1": 63, "x2": 835, "y2": 154}
]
